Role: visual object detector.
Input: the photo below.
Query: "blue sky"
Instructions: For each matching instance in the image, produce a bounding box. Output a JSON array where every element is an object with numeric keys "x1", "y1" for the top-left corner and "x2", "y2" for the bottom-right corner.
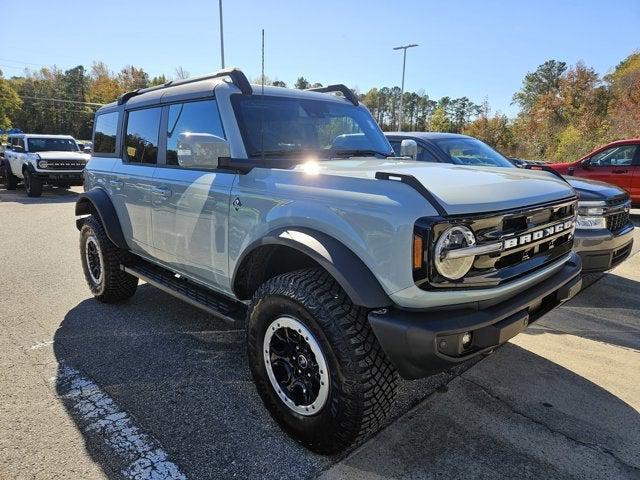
[{"x1": 4, "y1": 0, "x2": 639, "y2": 116}]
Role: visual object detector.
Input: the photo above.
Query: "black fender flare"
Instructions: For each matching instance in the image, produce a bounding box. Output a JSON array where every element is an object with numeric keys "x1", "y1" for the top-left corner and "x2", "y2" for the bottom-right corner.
[
  {"x1": 23, "y1": 162, "x2": 36, "y2": 175},
  {"x1": 232, "y1": 227, "x2": 392, "y2": 309},
  {"x1": 75, "y1": 188, "x2": 129, "y2": 250}
]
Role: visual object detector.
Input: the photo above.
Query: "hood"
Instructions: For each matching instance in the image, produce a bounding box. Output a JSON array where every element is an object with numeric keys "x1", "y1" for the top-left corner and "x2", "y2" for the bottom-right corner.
[
  {"x1": 296, "y1": 159, "x2": 576, "y2": 215},
  {"x1": 565, "y1": 176, "x2": 629, "y2": 203},
  {"x1": 35, "y1": 151, "x2": 90, "y2": 161}
]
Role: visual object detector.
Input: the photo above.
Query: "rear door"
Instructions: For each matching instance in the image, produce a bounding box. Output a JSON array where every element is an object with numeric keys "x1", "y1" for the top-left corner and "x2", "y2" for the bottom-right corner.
[
  {"x1": 579, "y1": 144, "x2": 637, "y2": 191},
  {"x1": 629, "y1": 146, "x2": 640, "y2": 204},
  {"x1": 110, "y1": 106, "x2": 162, "y2": 255},
  {"x1": 151, "y1": 98, "x2": 235, "y2": 290}
]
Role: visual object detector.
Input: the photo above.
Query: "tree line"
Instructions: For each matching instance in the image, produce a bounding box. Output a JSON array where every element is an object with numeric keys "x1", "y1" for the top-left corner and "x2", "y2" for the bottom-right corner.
[{"x1": 0, "y1": 52, "x2": 639, "y2": 161}]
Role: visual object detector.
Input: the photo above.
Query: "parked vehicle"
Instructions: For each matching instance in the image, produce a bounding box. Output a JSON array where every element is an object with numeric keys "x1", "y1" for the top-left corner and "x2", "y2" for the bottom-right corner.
[
  {"x1": 76, "y1": 69, "x2": 582, "y2": 453},
  {"x1": 3, "y1": 134, "x2": 90, "y2": 197},
  {"x1": 386, "y1": 132, "x2": 634, "y2": 273},
  {"x1": 547, "y1": 139, "x2": 640, "y2": 206}
]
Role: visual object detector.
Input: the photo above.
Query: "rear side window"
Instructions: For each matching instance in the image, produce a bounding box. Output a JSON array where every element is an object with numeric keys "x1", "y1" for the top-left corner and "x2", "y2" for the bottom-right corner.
[
  {"x1": 125, "y1": 107, "x2": 161, "y2": 164},
  {"x1": 166, "y1": 100, "x2": 226, "y2": 167},
  {"x1": 93, "y1": 112, "x2": 119, "y2": 154}
]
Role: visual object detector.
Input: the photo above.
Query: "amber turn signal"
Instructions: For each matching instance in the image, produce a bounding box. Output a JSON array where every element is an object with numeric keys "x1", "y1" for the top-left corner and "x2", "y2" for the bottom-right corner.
[{"x1": 413, "y1": 234, "x2": 424, "y2": 270}]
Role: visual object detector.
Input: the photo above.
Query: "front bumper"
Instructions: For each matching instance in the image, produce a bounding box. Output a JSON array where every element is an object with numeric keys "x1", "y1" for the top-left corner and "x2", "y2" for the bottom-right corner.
[
  {"x1": 33, "y1": 171, "x2": 84, "y2": 185},
  {"x1": 574, "y1": 223, "x2": 634, "y2": 273},
  {"x1": 369, "y1": 252, "x2": 582, "y2": 379}
]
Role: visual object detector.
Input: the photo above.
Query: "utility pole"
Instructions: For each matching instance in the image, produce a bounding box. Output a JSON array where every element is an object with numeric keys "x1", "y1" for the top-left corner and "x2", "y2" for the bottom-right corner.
[
  {"x1": 393, "y1": 44, "x2": 418, "y2": 130},
  {"x1": 219, "y1": 0, "x2": 225, "y2": 69}
]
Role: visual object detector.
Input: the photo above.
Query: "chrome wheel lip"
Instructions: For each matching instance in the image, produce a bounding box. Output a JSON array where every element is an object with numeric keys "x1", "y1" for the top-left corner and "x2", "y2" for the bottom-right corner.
[
  {"x1": 263, "y1": 316, "x2": 330, "y2": 416},
  {"x1": 85, "y1": 235, "x2": 104, "y2": 285}
]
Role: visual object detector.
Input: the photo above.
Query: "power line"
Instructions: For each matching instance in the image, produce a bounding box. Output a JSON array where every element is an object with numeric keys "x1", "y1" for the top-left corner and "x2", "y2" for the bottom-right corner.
[{"x1": 19, "y1": 95, "x2": 105, "y2": 107}]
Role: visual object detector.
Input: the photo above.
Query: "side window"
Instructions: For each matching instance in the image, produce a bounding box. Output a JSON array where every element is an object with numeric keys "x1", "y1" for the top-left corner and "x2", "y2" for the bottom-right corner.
[
  {"x1": 166, "y1": 100, "x2": 226, "y2": 168},
  {"x1": 590, "y1": 146, "x2": 637, "y2": 167},
  {"x1": 389, "y1": 141, "x2": 402, "y2": 157},
  {"x1": 16, "y1": 138, "x2": 25, "y2": 151},
  {"x1": 417, "y1": 146, "x2": 438, "y2": 163},
  {"x1": 94, "y1": 111, "x2": 119, "y2": 154},
  {"x1": 125, "y1": 107, "x2": 161, "y2": 164}
]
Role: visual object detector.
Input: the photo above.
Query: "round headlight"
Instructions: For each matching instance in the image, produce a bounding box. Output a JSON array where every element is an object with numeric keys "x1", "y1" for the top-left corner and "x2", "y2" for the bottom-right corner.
[
  {"x1": 434, "y1": 225, "x2": 476, "y2": 280},
  {"x1": 38, "y1": 160, "x2": 49, "y2": 169}
]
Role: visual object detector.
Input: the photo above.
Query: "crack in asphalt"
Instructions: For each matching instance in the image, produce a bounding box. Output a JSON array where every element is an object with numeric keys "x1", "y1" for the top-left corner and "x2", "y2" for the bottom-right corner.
[{"x1": 461, "y1": 376, "x2": 640, "y2": 476}]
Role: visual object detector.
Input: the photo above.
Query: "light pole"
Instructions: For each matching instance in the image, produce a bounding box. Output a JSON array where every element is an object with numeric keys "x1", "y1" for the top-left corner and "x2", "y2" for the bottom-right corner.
[
  {"x1": 219, "y1": 0, "x2": 225, "y2": 69},
  {"x1": 393, "y1": 44, "x2": 418, "y2": 130}
]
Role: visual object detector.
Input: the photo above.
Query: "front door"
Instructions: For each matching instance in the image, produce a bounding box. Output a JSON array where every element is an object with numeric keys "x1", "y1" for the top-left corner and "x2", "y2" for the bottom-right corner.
[
  {"x1": 151, "y1": 99, "x2": 235, "y2": 291},
  {"x1": 578, "y1": 144, "x2": 637, "y2": 192}
]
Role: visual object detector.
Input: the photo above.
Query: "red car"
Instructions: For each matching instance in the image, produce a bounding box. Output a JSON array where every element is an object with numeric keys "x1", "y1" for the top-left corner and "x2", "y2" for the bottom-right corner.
[{"x1": 549, "y1": 139, "x2": 640, "y2": 205}]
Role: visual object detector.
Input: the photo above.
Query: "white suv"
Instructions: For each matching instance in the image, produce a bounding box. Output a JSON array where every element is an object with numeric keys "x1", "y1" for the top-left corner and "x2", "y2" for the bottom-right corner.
[{"x1": 3, "y1": 134, "x2": 90, "y2": 197}]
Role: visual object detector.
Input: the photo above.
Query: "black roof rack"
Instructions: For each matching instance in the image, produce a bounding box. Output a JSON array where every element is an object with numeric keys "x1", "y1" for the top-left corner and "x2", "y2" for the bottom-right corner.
[
  {"x1": 117, "y1": 67, "x2": 252, "y2": 105},
  {"x1": 307, "y1": 84, "x2": 359, "y2": 106}
]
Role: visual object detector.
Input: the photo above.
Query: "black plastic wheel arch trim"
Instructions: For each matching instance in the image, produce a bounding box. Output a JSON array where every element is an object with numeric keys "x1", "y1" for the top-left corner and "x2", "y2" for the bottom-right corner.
[
  {"x1": 232, "y1": 227, "x2": 392, "y2": 308},
  {"x1": 375, "y1": 171, "x2": 449, "y2": 217},
  {"x1": 75, "y1": 188, "x2": 129, "y2": 250}
]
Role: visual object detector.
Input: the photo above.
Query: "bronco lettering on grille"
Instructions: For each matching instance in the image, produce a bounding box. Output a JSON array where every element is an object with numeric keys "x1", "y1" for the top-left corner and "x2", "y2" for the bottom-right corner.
[{"x1": 503, "y1": 220, "x2": 574, "y2": 250}]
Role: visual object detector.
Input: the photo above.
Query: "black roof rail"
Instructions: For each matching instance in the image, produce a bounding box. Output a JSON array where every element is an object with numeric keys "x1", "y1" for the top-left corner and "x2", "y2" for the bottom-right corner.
[
  {"x1": 375, "y1": 172, "x2": 448, "y2": 217},
  {"x1": 522, "y1": 164, "x2": 570, "y2": 184},
  {"x1": 117, "y1": 67, "x2": 252, "y2": 105},
  {"x1": 307, "y1": 84, "x2": 359, "y2": 106}
]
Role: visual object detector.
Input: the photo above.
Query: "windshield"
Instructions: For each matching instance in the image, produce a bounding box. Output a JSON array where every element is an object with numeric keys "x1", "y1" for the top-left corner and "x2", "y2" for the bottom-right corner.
[
  {"x1": 27, "y1": 138, "x2": 79, "y2": 153},
  {"x1": 231, "y1": 95, "x2": 393, "y2": 159},
  {"x1": 433, "y1": 138, "x2": 513, "y2": 168}
]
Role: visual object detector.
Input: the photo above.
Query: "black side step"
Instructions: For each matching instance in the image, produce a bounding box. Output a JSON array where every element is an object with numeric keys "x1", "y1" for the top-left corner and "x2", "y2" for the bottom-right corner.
[{"x1": 122, "y1": 261, "x2": 246, "y2": 325}]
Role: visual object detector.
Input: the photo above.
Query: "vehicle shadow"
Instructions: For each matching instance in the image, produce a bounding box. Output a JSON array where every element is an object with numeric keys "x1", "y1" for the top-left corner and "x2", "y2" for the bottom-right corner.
[
  {"x1": 0, "y1": 185, "x2": 80, "y2": 204},
  {"x1": 52, "y1": 285, "x2": 466, "y2": 480},
  {"x1": 326, "y1": 342, "x2": 640, "y2": 479},
  {"x1": 525, "y1": 269, "x2": 640, "y2": 351}
]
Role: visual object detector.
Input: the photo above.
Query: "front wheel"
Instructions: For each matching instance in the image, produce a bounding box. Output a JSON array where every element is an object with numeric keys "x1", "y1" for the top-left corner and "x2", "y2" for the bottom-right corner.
[
  {"x1": 24, "y1": 169, "x2": 43, "y2": 197},
  {"x1": 246, "y1": 268, "x2": 398, "y2": 454}
]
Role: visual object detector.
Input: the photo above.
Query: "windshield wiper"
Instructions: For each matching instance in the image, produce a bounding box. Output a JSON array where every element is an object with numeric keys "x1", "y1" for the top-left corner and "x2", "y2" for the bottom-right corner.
[{"x1": 330, "y1": 149, "x2": 389, "y2": 159}]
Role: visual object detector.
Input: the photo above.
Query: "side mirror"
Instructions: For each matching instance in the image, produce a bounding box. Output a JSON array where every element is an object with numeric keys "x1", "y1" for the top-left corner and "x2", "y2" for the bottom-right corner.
[
  {"x1": 177, "y1": 133, "x2": 229, "y2": 170},
  {"x1": 400, "y1": 139, "x2": 418, "y2": 160},
  {"x1": 581, "y1": 159, "x2": 591, "y2": 170},
  {"x1": 83, "y1": 145, "x2": 92, "y2": 153}
]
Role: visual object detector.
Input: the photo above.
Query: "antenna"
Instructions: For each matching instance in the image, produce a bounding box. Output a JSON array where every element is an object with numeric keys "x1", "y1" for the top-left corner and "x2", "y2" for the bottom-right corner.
[{"x1": 261, "y1": 28, "x2": 265, "y2": 164}]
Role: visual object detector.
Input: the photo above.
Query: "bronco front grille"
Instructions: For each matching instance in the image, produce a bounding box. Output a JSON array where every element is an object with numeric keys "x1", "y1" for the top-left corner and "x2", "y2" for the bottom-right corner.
[
  {"x1": 42, "y1": 160, "x2": 86, "y2": 170},
  {"x1": 416, "y1": 198, "x2": 577, "y2": 290}
]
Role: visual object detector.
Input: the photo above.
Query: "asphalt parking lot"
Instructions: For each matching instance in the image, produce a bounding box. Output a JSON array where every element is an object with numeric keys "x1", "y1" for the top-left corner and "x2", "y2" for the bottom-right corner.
[{"x1": 1, "y1": 185, "x2": 639, "y2": 480}]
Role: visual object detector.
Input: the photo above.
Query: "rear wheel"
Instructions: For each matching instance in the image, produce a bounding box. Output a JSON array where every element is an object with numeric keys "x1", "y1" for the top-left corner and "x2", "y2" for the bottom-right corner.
[
  {"x1": 24, "y1": 169, "x2": 42, "y2": 197},
  {"x1": 80, "y1": 216, "x2": 138, "y2": 303},
  {"x1": 247, "y1": 268, "x2": 398, "y2": 454},
  {"x1": 3, "y1": 163, "x2": 18, "y2": 190}
]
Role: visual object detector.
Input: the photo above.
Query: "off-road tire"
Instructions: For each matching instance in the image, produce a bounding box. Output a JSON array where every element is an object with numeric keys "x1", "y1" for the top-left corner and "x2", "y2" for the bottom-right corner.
[
  {"x1": 3, "y1": 163, "x2": 18, "y2": 190},
  {"x1": 80, "y1": 216, "x2": 138, "y2": 303},
  {"x1": 247, "y1": 268, "x2": 398, "y2": 454},
  {"x1": 24, "y1": 169, "x2": 43, "y2": 197}
]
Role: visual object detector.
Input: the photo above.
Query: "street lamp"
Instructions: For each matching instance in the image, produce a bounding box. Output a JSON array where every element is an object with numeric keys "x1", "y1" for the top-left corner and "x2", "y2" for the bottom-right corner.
[
  {"x1": 393, "y1": 44, "x2": 418, "y2": 130},
  {"x1": 219, "y1": 0, "x2": 225, "y2": 69}
]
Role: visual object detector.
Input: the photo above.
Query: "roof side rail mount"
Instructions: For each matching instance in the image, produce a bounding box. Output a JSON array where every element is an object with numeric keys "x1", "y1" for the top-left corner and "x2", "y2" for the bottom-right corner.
[
  {"x1": 307, "y1": 84, "x2": 359, "y2": 106},
  {"x1": 523, "y1": 164, "x2": 570, "y2": 184},
  {"x1": 117, "y1": 67, "x2": 252, "y2": 105},
  {"x1": 375, "y1": 171, "x2": 448, "y2": 217}
]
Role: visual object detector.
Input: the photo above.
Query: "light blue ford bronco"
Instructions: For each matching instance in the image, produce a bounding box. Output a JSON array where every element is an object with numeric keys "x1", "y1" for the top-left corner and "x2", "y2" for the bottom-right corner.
[{"x1": 76, "y1": 68, "x2": 582, "y2": 453}]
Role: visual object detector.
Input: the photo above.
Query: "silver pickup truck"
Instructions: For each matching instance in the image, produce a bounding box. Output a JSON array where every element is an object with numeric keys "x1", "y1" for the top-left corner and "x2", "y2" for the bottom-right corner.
[{"x1": 75, "y1": 68, "x2": 582, "y2": 453}]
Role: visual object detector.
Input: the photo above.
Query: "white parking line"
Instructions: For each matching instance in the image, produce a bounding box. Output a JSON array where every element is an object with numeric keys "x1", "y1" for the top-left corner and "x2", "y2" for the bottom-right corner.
[{"x1": 57, "y1": 363, "x2": 186, "y2": 480}]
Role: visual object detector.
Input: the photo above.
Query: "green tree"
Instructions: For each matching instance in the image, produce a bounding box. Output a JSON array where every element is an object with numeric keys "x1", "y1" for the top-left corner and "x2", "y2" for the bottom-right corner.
[
  {"x1": 294, "y1": 77, "x2": 310, "y2": 89},
  {"x1": 513, "y1": 60, "x2": 567, "y2": 112},
  {"x1": 429, "y1": 107, "x2": 455, "y2": 132},
  {"x1": 118, "y1": 66, "x2": 150, "y2": 91},
  {"x1": 0, "y1": 72, "x2": 22, "y2": 130}
]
